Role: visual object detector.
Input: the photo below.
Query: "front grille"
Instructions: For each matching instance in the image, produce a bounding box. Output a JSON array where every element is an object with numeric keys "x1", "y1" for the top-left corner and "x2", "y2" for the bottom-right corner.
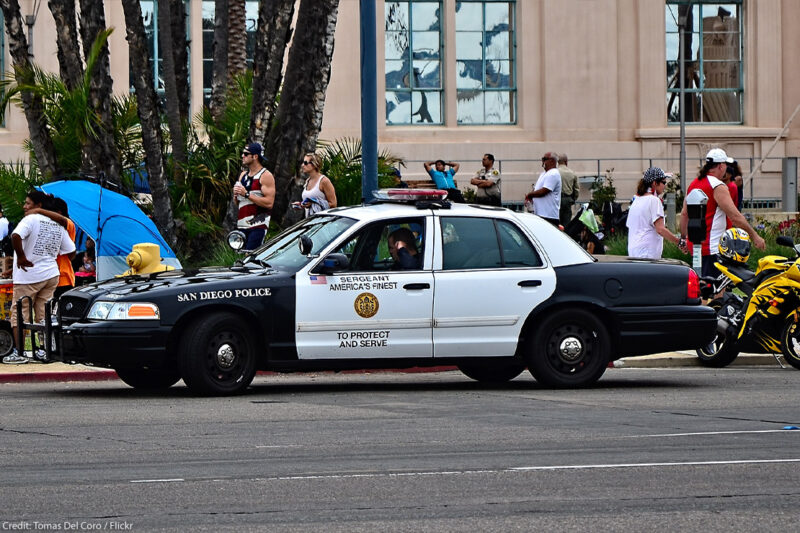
[{"x1": 58, "y1": 295, "x2": 90, "y2": 322}]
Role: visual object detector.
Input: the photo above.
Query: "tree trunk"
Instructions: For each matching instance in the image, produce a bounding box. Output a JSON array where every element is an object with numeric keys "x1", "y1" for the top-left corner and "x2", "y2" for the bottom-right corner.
[
  {"x1": 227, "y1": 0, "x2": 247, "y2": 81},
  {"x1": 209, "y1": 0, "x2": 228, "y2": 123},
  {"x1": 78, "y1": 0, "x2": 122, "y2": 183},
  {"x1": 249, "y1": 0, "x2": 294, "y2": 144},
  {"x1": 169, "y1": 0, "x2": 189, "y2": 123},
  {"x1": 121, "y1": 0, "x2": 176, "y2": 247},
  {"x1": 157, "y1": 0, "x2": 187, "y2": 187},
  {"x1": 0, "y1": 0, "x2": 59, "y2": 179},
  {"x1": 266, "y1": 0, "x2": 339, "y2": 228},
  {"x1": 47, "y1": 0, "x2": 82, "y2": 91}
]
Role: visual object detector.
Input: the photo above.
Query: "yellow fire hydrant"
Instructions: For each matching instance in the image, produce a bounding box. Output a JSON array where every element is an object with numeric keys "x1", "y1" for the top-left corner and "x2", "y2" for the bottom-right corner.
[{"x1": 121, "y1": 243, "x2": 175, "y2": 276}]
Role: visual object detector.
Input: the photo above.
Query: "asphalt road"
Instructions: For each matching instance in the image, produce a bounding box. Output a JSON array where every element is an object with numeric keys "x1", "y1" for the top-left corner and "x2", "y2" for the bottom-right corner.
[{"x1": 1, "y1": 367, "x2": 799, "y2": 532}]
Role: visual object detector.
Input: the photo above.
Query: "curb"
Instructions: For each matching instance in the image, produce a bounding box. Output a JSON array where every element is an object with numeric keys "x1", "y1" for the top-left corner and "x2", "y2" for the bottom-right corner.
[
  {"x1": 0, "y1": 365, "x2": 461, "y2": 385},
  {"x1": 0, "y1": 369, "x2": 119, "y2": 384},
  {"x1": 0, "y1": 356, "x2": 784, "y2": 385}
]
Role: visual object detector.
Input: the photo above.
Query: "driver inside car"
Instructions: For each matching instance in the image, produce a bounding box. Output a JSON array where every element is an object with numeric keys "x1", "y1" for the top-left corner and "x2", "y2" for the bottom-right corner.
[{"x1": 388, "y1": 227, "x2": 422, "y2": 270}]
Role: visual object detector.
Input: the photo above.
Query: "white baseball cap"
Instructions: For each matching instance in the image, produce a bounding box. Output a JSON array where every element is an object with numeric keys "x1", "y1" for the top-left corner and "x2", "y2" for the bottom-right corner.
[{"x1": 706, "y1": 148, "x2": 729, "y2": 163}]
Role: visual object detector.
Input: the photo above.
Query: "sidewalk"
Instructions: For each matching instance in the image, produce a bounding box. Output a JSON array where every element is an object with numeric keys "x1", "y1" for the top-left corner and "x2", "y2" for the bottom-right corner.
[{"x1": 0, "y1": 351, "x2": 783, "y2": 384}]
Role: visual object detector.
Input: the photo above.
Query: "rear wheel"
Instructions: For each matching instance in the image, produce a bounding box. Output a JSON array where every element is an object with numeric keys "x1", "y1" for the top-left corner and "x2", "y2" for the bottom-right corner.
[
  {"x1": 779, "y1": 318, "x2": 800, "y2": 370},
  {"x1": 696, "y1": 298, "x2": 740, "y2": 368},
  {"x1": 114, "y1": 364, "x2": 181, "y2": 390},
  {"x1": 457, "y1": 361, "x2": 525, "y2": 383},
  {"x1": 0, "y1": 322, "x2": 12, "y2": 358},
  {"x1": 526, "y1": 309, "x2": 609, "y2": 388},
  {"x1": 178, "y1": 312, "x2": 258, "y2": 396}
]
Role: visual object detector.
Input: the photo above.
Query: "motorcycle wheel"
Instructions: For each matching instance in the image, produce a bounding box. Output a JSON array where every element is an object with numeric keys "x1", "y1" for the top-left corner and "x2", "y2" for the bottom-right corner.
[
  {"x1": 779, "y1": 318, "x2": 800, "y2": 370},
  {"x1": 696, "y1": 298, "x2": 741, "y2": 368}
]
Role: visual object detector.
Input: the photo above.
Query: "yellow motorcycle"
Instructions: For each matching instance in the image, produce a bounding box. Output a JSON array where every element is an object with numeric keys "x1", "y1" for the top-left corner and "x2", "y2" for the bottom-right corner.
[{"x1": 697, "y1": 230, "x2": 800, "y2": 368}]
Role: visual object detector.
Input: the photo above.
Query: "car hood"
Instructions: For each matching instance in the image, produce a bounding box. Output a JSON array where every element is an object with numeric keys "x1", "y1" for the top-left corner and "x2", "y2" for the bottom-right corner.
[{"x1": 64, "y1": 266, "x2": 285, "y2": 300}]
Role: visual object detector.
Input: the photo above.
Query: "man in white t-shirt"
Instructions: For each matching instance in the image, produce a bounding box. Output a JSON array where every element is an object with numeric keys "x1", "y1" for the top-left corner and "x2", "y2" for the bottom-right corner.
[
  {"x1": 3, "y1": 190, "x2": 75, "y2": 364},
  {"x1": 525, "y1": 151, "x2": 562, "y2": 226}
]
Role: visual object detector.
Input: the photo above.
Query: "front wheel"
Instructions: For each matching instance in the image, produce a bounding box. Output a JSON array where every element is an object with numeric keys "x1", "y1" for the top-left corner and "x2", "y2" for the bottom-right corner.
[
  {"x1": 526, "y1": 309, "x2": 609, "y2": 388},
  {"x1": 779, "y1": 318, "x2": 800, "y2": 370},
  {"x1": 457, "y1": 360, "x2": 525, "y2": 383},
  {"x1": 695, "y1": 298, "x2": 740, "y2": 368},
  {"x1": 114, "y1": 364, "x2": 181, "y2": 390},
  {"x1": 178, "y1": 312, "x2": 258, "y2": 396}
]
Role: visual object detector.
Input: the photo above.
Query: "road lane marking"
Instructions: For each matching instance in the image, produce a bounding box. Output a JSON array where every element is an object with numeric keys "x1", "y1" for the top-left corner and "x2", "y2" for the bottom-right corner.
[
  {"x1": 256, "y1": 458, "x2": 800, "y2": 482},
  {"x1": 510, "y1": 459, "x2": 800, "y2": 471},
  {"x1": 130, "y1": 478, "x2": 185, "y2": 483},
  {"x1": 625, "y1": 429, "x2": 799, "y2": 438}
]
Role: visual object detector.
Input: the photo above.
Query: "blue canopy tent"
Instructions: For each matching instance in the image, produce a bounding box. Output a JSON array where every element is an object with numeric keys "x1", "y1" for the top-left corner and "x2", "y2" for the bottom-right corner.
[{"x1": 41, "y1": 180, "x2": 181, "y2": 280}]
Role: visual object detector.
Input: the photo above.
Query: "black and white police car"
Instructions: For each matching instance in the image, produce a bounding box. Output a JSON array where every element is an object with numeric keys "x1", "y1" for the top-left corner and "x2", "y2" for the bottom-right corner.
[{"x1": 50, "y1": 189, "x2": 715, "y2": 395}]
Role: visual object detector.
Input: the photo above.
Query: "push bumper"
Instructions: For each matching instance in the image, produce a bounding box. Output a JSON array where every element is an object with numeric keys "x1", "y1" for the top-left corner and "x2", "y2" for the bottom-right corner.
[{"x1": 55, "y1": 320, "x2": 172, "y2": 368}]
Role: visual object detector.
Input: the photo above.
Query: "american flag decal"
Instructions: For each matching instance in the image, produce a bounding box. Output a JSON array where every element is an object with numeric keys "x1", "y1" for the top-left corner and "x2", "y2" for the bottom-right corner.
[{"x1": 310, "y1": 275, "x2": 327, "y2": 285}]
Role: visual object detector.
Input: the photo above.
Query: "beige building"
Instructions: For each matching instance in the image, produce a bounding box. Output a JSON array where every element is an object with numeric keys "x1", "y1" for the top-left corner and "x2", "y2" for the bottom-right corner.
[{"x1": 3, "y1": 0, "x2": 798, "y2": 205}]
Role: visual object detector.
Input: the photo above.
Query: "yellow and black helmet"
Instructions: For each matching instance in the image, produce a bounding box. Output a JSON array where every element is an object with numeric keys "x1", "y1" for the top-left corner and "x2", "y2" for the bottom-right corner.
[{"x1": 718, "y1": 228, "x2": 751, "y2": 264}]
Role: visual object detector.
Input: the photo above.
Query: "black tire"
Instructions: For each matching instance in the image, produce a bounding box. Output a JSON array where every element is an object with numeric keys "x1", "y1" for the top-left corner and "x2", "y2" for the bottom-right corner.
[
  {"x1": 696, "y1": 298, "x2": 740, "y2": 368},
  {"x1": 0, "y1": 322, "x2": 12, "y2": 358},
  {"x1": 178, "y1": 312, "x2": 257, "y2": 396},
  {"x1": 457, "y1": 361, "x2": 526, "y2": 383},
  {"x1": 114, "y1": 365, "x2": 181, "y2": 390},
  {"x1": 779, "y1": 318, "x2": 800, "y2": 370},
  {"x1": 526, "y1": 309, "x2": 609, "y2": 388}
]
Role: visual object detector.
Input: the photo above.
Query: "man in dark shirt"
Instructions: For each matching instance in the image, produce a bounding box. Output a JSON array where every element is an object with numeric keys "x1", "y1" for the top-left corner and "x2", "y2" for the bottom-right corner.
[{"x1": 388, "y1": 228, "x2": 422, "y2": 270}]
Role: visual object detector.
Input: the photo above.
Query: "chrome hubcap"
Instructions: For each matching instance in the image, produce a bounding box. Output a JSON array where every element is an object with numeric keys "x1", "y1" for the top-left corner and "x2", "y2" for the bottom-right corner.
[
  {"x1": 559, "y1": 336, "x2": 583, "y2": 362},
  {"x1": 216, "y1": 343, "x2": 236, "y2": 369}
]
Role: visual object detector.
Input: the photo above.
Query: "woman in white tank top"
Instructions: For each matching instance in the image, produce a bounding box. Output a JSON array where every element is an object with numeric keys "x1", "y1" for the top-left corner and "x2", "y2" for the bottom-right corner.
[{"x1": 297, "y1": 152, "x2": 337, "y2": 217}]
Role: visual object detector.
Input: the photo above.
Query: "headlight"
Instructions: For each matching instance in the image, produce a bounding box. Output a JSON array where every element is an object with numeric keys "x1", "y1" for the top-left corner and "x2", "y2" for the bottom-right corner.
[{"x1": 87, "y1": 301, "x2": 160, "y2": 320}]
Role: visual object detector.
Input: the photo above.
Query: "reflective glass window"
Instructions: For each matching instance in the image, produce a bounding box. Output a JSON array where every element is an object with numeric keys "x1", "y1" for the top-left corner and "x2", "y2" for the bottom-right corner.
[
  {"x1": 385, "y1": 1, "x2": 444, "y2": 125},
  {"x1": 455, "y1": 1, "x2": 516, "y2": 124},
  {"x1": 665, "y1": 2, "x2": 743, "y2": 124}
]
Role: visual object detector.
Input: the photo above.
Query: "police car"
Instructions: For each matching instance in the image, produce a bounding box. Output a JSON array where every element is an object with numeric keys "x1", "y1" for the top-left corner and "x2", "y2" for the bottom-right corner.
[{"x1": 50, "y1": 190, "x2": 715, "y2": 395}]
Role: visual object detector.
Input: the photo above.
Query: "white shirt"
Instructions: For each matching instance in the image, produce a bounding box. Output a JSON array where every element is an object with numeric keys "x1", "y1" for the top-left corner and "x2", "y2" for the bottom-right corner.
[
  {"x1": 12, "y1": 214, "x2": 75, "y2": 284},
  {"x1": 626, "y1": 194, "x2": 665, "y2": 259},
  {"x1": 0, "y1": 216, "x2": 8, "y2": 240},
  {"x1": 532, "y1": 168, "x2": 562, "y2": 220}
]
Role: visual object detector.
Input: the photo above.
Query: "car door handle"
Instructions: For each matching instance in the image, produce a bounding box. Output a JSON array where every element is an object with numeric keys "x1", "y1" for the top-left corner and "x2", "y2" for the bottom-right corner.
[
  {"x1": 404, "y1": 283, "x2": 430, "y2": 290},
  {"x1": 518, "y1": 280, "x2": 542, "y2": 287}
]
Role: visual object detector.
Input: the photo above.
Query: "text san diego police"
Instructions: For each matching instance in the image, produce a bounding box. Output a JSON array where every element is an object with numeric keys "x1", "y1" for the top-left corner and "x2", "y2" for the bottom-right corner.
[{"x1": 177, "y1": 288, "x2": 271, "y2": 302}]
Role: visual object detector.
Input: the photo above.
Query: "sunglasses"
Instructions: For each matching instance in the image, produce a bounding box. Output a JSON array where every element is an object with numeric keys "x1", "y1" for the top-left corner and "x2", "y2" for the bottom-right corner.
[
  {"x1": 541, "y1": 157, "x2": 553, "y2": 162},
  {"x1": 242, "y1": 152, "x2": 251, "y2": 156},
  {"x1": 301, "y1": 160, "x2": 313, "y2": 165}
]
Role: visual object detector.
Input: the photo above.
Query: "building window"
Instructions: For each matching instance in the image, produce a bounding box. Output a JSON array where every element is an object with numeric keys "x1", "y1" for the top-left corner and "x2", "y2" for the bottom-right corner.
[
  {"x1": 455, "y1": 1, "x2": 516, "y2": 124},
  {"x1": 385, "y1": 1, "x2": 443, "y2": 125},
  {"x1": 666, "y1": 1, "x2": 743, "y2": 124},
  {"x1": 202, "y1": 1, "x2": 259, "y2": 106}
]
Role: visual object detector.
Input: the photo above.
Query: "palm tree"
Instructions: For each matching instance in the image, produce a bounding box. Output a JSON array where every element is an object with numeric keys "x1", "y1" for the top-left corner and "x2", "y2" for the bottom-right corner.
[
  {"x1": 78, "y1": 0, "x2": 122, "y2": 182},
  {"x1": 0, "y1": 0, "x2": 59, "y2": 179},
  {"x1": 121, "y1": 0, "x2": 176, "y2": 247},
  {"x1": 157, "y1": 0, "x2": 187, "y2": 187},
  {"x1": 249, "y1": 0, "x2": 295, "y2": 144},
  {"x1": 47, "y1": 0, "x2": 83, "y2": 91},
  {"x1": 266, "y1": 0, "x2": 340, "y2": 227}
]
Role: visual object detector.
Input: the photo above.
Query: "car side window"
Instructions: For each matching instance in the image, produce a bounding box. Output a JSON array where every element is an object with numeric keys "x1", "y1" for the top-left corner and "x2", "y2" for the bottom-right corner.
[
  {"x1": 441, "y1": 217, "x2": 542, "y2": 270},
  {"x1": 332, "y1": 217, "x2": 425, "y2": 271},
  {"x1": 496, "y1": 220, "x2": 543, "y2": 267}
]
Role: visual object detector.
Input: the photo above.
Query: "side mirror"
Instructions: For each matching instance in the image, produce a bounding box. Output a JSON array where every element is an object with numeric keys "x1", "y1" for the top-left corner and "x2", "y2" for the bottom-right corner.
[
  {"x1": 317, "y1": 253, "x2": 349, "y2": 274},
  {"x1": 298, "y1": 235, "x2": 313, "y2": 256},
  {"x1": 776, "y1": 235, "x2": 795, "y2": 248},
  {"x1": 227, "y1": 230, "x2": 246, "y2": 252}
]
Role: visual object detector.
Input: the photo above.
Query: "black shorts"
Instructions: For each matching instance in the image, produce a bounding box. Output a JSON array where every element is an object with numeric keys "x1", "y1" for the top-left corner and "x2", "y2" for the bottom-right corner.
[{"x1": 701, "y1": 255, "x2": 721, "y2": 278}]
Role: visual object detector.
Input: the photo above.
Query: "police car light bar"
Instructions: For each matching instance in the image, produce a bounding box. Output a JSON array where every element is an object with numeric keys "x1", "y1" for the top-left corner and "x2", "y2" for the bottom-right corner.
[{"x1": 372, "y1": 189, "x2": 449, "y2": 202}]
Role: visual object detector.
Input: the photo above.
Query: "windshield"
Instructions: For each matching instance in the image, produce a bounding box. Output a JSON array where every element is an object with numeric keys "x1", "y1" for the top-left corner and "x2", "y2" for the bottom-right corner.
[{"x1": 243, "y1": 215, "x2": 356, "y2": 272}]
